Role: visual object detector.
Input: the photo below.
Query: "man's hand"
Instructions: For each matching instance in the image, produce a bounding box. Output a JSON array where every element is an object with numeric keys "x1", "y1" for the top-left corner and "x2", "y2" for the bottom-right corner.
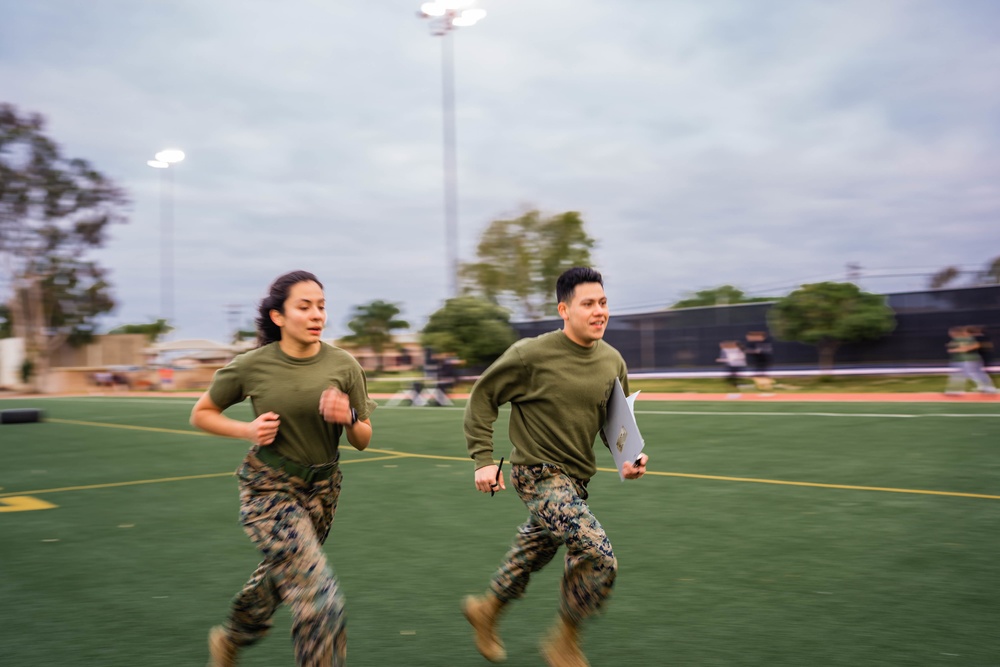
[
  {"x1": 247, "y1": 412, "x2": 280, "y2": 446},
  {"x1": 623, "y1": 453, "x2": 648, "y2": 480},
  {"x1": 475, "y1": 464, "x2": 505, "y2": 494}
]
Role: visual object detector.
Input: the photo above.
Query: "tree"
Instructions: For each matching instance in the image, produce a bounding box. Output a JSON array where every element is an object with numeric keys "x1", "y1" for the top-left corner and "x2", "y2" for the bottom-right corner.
[
  {"x1": 421, "y1": 296, "x2": 516, "y2": 369},
  {"x1": 341, "y1": 300, "x2": 409, "y2": 373},
  {"x1": 0, "y1": 304, "x2": 11, "y2": 338},
  {"x1": 460, "y1": 209, "x2": 595, "y2": 319},
  {"x1": 768, "y1": 282, "x2": 896, "y2": 371},
  {"x1": 977, "y1": 256, "x2": 1000, "y2": 285},
  {"x1": 1, "y1": 103, "x2": 128, "y2": 389},
  {"x1": 671, "y1": 285, "x2": 775, "y2": 309},
  {"x1": 928, "y1": 266, "x2": 960, "y2": 289},
  {"x1": 108, "y1": 319, "x2": 173, "y2": 342},
  {"x1": 232, "y1": 328, "x2": 256, "y2": 345}
]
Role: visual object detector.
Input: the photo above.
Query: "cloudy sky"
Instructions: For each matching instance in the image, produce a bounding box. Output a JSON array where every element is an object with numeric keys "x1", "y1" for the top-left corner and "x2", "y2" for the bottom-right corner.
[{"x1": 3, "y1": 0, "x2": 999, "y2": 341}]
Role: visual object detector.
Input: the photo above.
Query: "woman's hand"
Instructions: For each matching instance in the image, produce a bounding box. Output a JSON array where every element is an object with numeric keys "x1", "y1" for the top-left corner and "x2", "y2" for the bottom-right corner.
[
  {"x1": 247, "y1": 411, "x2": 280, "y2": 446},
  {"x1": 319, "y1": 386, "x2": 354, "y2": 424}
]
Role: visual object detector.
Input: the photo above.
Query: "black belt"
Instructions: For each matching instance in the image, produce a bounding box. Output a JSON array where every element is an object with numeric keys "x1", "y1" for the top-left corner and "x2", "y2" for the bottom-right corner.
[{"x1": 255, "y1": 446, "x2": 339, "y2": 483}]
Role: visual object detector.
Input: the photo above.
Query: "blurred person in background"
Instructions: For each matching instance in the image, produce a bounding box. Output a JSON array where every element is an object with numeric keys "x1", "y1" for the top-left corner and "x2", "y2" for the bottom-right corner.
[
  {"x1": 191, "y1": 270, "x2": 377, "y2": 667},
  {"x1": 744, "y1": 331, "x2": 774, "y2": 392},
  {"x1": 968, "y1": 325, "x2": 994, "y2": 370},
  {"x1": 717, "y1": 340, "x2": 746, "y2": 398},
  {"x1": 461, "y1": 266, "x2": 648, "y2": 667},
  {"x1": 944, "y1": 325, "x2": 997, "y2": 395}
]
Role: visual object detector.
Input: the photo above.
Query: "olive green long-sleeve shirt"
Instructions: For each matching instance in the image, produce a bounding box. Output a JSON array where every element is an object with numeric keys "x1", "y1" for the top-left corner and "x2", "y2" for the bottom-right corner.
[{"x1": 464, "y1": 330, "x2": 628, "y2": 480}]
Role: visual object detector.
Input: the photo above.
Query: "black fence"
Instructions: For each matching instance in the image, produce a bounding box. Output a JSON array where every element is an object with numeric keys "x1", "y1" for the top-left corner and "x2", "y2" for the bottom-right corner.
[{"x1": 511, "y1": 285, "x2": 1000, "y2": 371}]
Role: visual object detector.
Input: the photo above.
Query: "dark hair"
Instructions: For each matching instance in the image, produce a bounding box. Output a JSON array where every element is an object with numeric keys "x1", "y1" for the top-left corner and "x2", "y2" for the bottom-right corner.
[
  {"x1": 255, "y1": 270, "x2": 323, "y2": 347},
  {"x1": 556, "y1": 267, "x2": 603, "y2": 305}
]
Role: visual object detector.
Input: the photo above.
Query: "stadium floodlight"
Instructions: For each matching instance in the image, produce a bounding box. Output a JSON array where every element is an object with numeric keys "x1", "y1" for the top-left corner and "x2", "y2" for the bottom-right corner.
[
  {"x1": 420, "y1": 2, "x2": 447, "y2": 17},
  {"x1": 415, "y1": 1, "x2": 486, "y2": 296},
  {"x1": 154, "y1": 148, "x2": 185, "y2": 164},
  {"x1": 147, "y1": 147, "x2": 185, "y2": 336}
]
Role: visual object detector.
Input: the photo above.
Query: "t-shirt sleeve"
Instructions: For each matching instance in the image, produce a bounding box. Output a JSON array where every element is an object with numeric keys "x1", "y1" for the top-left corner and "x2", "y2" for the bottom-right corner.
[
  {"x1": 208, "y1": 356, "x2": 247, "y2": 411},
  {"x1": 346, "y1": 361, "x2": 378, "y2": 421}
]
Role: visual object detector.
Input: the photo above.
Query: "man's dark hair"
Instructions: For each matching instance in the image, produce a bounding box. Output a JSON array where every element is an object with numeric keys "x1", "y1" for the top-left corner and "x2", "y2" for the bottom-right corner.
[
  {"x1": 255, "y1": 270, "x2": 323, "y2": 347},
  {"x1": 556, "y1": 267, "x2": 604, "y2": 305}
]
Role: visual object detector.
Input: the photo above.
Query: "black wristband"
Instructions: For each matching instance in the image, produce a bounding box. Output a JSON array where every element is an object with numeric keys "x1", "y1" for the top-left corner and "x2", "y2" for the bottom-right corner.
[{"x1": 350, "y1": 407, "x2": 358, "y2": 425}]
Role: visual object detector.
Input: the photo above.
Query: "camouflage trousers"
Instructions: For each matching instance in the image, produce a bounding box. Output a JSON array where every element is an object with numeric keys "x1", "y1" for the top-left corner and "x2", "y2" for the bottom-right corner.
[
  {"x1": 490, "y1": 463, "x2": 618, "y2": 624},
  {"x1": 224, "y1": 452, "x2": 347, "y2": 667}
]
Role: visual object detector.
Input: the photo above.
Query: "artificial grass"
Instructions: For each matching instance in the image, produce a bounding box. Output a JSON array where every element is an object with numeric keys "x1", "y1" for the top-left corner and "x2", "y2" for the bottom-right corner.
[{"x1": 0, "y1": 397, "x2": 997, "y2": 666}]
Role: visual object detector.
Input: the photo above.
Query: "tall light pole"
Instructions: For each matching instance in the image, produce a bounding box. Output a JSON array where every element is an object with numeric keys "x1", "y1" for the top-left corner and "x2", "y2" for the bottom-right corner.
[
  {"x1": 147, "y1": 149, "x2": 185, "y2": 333},
  {"x1": 417, "y1": 1, "x2": 486, "y2": 296}
]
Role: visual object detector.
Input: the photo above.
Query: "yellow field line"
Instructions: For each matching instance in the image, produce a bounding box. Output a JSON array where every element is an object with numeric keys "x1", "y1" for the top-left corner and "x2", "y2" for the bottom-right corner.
[
  {"x1": 365, "y1": 447, "x2": 467, "y2": 462},
  {"x1": 371, "y1": 450, "x2": 1000, "y2": 500},
  {"x1": 48, "y1": 418, "x2": 208, "y2": 436},
  {"x1": 0, "y1": 472, "x2": 234, "y2": 497},
  {"x1": 25, "y1": 419, "x2": 1000, "y2": 501},
  {"x1": 0, "y1": 455, "x2": 406, "y2": 498},
  {"x1": 642, "y1": 470, "x2": 1000, "y2": 500}
]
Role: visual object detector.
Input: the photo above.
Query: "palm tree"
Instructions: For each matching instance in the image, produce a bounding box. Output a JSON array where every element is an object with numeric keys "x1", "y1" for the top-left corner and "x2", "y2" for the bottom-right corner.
[
  {"x1": 341, "y1": 300, "x2": 409, "y2": 373},
  {"x1": 108, "y1": 318, "x2": 173, "y2": 342}
]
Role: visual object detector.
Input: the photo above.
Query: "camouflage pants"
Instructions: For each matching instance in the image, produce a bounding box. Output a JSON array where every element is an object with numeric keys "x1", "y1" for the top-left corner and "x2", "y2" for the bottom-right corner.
[
  {"x1": 224, "y1": 452, "x2": 347, "y2": 667},
  {"x1": 490, "y1": 463, "x2": 618, "y2": 624}
]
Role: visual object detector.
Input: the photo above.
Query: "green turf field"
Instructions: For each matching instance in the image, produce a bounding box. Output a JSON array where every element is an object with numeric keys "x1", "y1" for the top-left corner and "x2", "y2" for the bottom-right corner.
[{"x1": 1, "y1": 397, "x2": 998, "y2": 666}]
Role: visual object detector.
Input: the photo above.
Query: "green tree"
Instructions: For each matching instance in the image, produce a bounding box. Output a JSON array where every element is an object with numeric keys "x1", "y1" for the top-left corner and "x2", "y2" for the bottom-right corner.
[
  {"x1": 672, "y1": 285, "x2": 775, "y2": 309},
  {"x1": 1, "y1": 103, "x2": 128, "y2": 389},
  {"x1": 232, "y1": 328, "x2": 256, "y2": 345},
  {"x1": 341, "y1": 300, "x2": 409, "y2": 373},
  {"x1": 421, "y1": 296, "x2": 516, "y2": 368},
  {"x1": 108, "y1": 319, "x2": 173, "y2": 342},
  {"x1": 460, "y1": 209, "x2": 595, "y2": 319},
  {"x1": 768, "y1": 282, "x2": 896, "y2": 371}
]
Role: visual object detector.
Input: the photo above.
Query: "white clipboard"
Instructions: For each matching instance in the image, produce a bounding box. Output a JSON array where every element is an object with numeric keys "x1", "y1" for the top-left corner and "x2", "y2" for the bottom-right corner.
[{"x1": 602, "y1": 377, "x2": 645, "y2": 481}]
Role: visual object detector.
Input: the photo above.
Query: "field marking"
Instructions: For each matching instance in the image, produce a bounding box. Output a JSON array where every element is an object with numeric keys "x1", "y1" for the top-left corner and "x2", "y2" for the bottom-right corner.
[
  {"x1": 0, "y1": 496, "x2": 59, "y2": 512},
  {"x1": 370, "y1": 450, "x2": 1000, "y2": 501},
  {"x1": 3, "y1": 456, "x2": 996, "y2": 501},
  {"x1": 19, "y1": 418, "x2": 1000, "y2": 501},
  {"x1": 0, "y1": 472, "x2": 235, "y2": 498},
  {"x1": 48, "y1": 418, "x2": 210, "y2": 436},
  {"x1": 635, "y1": 410, "x2": 1000, "y2": 418},
  {"x1": 644, "y1": 471, "x2": 1000, "y2": 500},
  {"x1": 0, "y1": 455, "x2": 408, "y2": 499},
  {"x1": 366, "y1": 448, "x2": 467, "y2": 463}
]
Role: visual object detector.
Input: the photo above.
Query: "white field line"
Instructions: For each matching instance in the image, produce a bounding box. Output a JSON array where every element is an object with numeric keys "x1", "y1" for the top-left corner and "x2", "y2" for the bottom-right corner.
[
  {"x1": 13, "y1": 398, "x2": 998, "y2": 419},
  {"x1": 634, "y1": 410, "x2": 1000, "y2": 418}
]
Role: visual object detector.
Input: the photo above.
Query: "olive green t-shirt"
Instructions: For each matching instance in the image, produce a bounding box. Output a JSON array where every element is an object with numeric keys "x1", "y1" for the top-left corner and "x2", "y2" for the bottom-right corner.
[
  {"x1": 948, "y1": 335, "x2": 978, "y2": 362},
  {"x1": 209, "y1": 342, "x2": 377, "y2": 465},
  {"x1": 464, "y1": 330, "x2": 629, "y2": 480}
]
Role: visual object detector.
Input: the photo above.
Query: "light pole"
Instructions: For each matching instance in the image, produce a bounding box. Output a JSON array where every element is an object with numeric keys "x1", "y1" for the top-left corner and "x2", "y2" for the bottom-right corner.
[
  {"x1": 146, "y1": 149, "x2": 185, "y2": 333},
  {"x1": 417, "y1": 1, "x2": 486, "y2": 296}
]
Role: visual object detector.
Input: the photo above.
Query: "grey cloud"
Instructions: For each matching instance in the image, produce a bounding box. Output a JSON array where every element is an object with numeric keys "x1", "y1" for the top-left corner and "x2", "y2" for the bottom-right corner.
[{"x1": 2, "y1": 0, "x2": 998, "y2": 340}]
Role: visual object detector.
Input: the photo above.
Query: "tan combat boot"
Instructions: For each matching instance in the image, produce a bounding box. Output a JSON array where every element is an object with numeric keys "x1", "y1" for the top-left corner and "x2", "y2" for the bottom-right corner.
[
  {"x1": 207, "y1": 625, "x2": 239, "y2": 667},
  {"x1": 540, "y1": 617, "x2": 589, "y2": 667},
  {"x1": 462, "y1": 593, "x2": 507, "y2": 662}
]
